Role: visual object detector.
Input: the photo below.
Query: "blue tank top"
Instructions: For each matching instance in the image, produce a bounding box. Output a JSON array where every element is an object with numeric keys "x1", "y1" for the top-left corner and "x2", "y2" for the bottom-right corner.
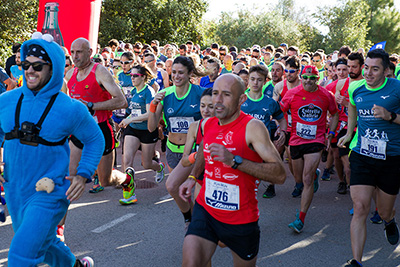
[
  {"x1": 156, "y1": 70, "x2": 165, "y2": 91},
  {"x1": 241, "y1": 92, "x2": 283, "y2": 135},
  {"x1": 349, "y1": 78, "x2": 400, "y2": 158},
  {"x1": 161, "y1": 84, "x2": 205, "y2": 133},
  {"x1": 127, "y1": 84, "x2": 155, "y2": 130}
]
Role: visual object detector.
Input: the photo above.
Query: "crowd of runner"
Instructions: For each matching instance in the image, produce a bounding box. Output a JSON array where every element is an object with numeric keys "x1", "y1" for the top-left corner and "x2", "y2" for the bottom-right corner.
[{"x1": 1, "y1": 36, "x2": 399, "y2": 267}]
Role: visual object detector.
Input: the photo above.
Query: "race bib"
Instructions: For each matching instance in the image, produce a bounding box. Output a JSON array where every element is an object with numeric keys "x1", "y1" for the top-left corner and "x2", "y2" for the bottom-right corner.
[
  {"x1": 360, "y1": 136, "x2": 387, "y2": 160},
  {"x1": 296, "y1": 122, "x2": 317, "y2": 139},
  {"x1": 169, "y1": 117, "x2": 194, "y2": 133},
  {"x1": 339, "y1": 121, "x2": 347, "y2": 131},
  {"x1": 130, "y1": 109, "x2": 142, "y2": 118},
  {"x1": 113, "y1": 109, "x2": 126, "y2": 118},
  {"x1": 205, "y1": 179, "x2": 239, "y2": 211}
]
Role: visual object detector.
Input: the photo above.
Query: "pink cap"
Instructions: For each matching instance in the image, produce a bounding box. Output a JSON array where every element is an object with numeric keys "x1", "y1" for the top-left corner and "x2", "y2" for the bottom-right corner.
[{"x1": 301, "y1": 65, "x2": 319, "y2": 76}]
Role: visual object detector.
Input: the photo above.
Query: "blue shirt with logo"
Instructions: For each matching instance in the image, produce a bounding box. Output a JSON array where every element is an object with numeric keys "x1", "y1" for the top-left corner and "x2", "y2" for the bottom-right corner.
[
  {"x1": 349, "y1": 78, "x2": 400, "y2": 158},
  {"x1": 127, "y1": 84, "x2": 155, "y2": 130}
]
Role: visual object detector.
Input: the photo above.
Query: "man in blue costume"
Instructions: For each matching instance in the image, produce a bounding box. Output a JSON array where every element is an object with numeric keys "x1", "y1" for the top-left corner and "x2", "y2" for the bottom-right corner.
[{"x1": 0, "y1": 32, "x2": 104, "y2": 266}]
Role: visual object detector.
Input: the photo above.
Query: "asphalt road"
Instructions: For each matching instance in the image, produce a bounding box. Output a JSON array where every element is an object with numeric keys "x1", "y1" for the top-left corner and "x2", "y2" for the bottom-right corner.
[{"x1": 0, "y1": 144, "x2": 399, "y2": 267}]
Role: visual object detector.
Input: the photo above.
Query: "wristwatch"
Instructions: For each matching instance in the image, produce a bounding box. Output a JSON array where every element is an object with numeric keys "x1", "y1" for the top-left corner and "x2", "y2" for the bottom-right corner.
[
  {"x1": 231, "y1": 155, "x2": 243, "y2": 169},
  {"x1": 87, "y1": 102, "x2": 94, "y2": 115},
  {"x1": 389, "y1": 112, "x2": 397, "y2": 124}
]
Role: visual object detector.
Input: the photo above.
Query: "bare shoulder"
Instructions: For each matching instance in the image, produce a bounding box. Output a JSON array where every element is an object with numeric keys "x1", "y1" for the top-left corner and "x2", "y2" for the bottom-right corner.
[{"x1": 65, "y1": 68, "x2": 74, "y2": 82}]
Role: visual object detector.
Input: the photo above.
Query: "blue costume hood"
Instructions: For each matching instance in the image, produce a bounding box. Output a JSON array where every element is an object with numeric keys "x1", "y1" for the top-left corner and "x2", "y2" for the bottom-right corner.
[{"x1": 20, "y1": 33, "x2": 65, "y2": 99}]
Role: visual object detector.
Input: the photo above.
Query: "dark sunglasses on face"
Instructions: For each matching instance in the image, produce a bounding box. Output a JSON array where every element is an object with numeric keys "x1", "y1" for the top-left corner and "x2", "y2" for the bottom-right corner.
[
  {"x1": 130, "y1": 72, "x2": 144, "y2": 78},
  {"x1": 285, "y1": 69, "x2": 298, "y2": 73},
  {"x1": 302, "y1": 75, "x2": 317, "y2": 80},
  {"x1": 21, "y1": 60, "x2": 51, "y2": 71},
  {"x1": 121, "y1": 61, "x2": 132, "y2": 65}
]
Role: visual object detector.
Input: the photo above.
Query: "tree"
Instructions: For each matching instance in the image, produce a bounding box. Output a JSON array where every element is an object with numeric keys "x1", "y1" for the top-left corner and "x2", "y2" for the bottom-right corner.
[
  {"x1": 0, "y1": 0, "x2": 38, "y2": 66},
  {"x1": 98, "y1": 0, "x2": 208, "y2": 46},
  {"x1": 314, "y1": 0, "x2": 371, "y2": 53}
]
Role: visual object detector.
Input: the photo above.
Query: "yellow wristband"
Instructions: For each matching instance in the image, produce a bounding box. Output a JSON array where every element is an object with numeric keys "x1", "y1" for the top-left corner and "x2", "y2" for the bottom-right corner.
[{"x1": 188, "y1": 175, "x2": 197, "y2": 183}]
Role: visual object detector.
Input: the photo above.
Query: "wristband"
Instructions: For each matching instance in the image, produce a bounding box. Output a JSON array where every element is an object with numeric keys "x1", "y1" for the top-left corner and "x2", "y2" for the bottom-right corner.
[
  {"x1": 188, "y1": 175, "x2": 197, "y2": 183},
  {"x1": 328, "y1": 131, "x2": 335, "y2": 136},
  {"x1": 188, "y1": 152, "x2": 197, "y2": 164},
  {"x1": 149, "y1": 101, "x2": 158, "y2": 113}
]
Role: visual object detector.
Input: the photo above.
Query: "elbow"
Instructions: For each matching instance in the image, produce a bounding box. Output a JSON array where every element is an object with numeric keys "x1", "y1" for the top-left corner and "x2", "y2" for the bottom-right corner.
[
  {"x1": 275, "y1": 167, "x2": 287, "y2": 185},
  {"x1": 121, "y1": 99, "x2": 128, "y2": 109}
]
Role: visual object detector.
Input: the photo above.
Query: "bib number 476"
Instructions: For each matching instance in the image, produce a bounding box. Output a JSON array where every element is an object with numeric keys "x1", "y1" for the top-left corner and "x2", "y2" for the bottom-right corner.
[{"x1": 212, "y1": 190, "x2": 228, "y2": 202}]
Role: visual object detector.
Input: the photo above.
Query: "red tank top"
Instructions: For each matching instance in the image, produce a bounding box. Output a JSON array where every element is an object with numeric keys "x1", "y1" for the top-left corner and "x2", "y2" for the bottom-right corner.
[
  {"x1": 196, "y1": 112, "x2": 263, "y2": 224},
  {"x1": 336, "y1": 77, "x2": 350, "y2": 133},
  {"x1": 281, "y1": 80, "x2": 292, "y2": 131},
  {"x1": 68, "y1": 63, "x2": 112, "y2": 123}
]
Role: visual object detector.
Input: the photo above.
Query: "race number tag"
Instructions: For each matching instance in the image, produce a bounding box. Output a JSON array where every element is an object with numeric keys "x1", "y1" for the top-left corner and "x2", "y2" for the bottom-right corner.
[
  {"x1": 339, "y1": 121, "x2": 347, "y2": 131},
  {"x1": 169, "y1": 117, "x2": 194, "y2": 133},
  {"x1": 130, "y1": 109, "x2": 141, "y2": 118},
  {"x1": 360, "y1": 136, "x2": 387, "y2": 160},
  {"x1": 296, "y1": 122, "x2": 317, "y2": 139},
  {"x1": 205, "y1": 179, "x2": 239, "y2": 211}
]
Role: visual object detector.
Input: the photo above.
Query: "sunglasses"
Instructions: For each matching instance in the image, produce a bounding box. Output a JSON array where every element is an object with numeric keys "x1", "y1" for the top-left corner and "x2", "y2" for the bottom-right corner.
[
  {"x1": 220, "y1": 53, "x2": 226, "y2": 56},
  {"x1": 251, "y1": 55, "x2": 259, "y2": 58},
  {"x1": 121, "y1": 61, "x2": 132, "y2": 65},
  {"x1": 21, "y1": 61, "x2": 51, "y2": 71},
  {"x1": 130, "y1": 72, "x2": 144, "y2": 78},
  {"x1": 285, "y1": 69, "x2": 298, "y2": 73},
  {"x1": 144, "y1": 59, "x2": 154, "y2": 63},
  {"x1": 312, "y1": 59, "x2": 321, "y2": 62},
  {"x1": 134, "y1": 51, "x2": 140, "y2": 54},
  {"x1": 302, "y1": 75, "x2": 318, "y2": 80}
]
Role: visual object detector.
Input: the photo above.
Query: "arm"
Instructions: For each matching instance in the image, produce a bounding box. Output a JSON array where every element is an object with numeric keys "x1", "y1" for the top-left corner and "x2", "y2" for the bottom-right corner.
[
  {"x1": 180, "y1": 121, "x2": 199, "y2": 167},
  {"x1": 93, "y1": 66, "x2": 128, "y2": 110},
  {"x1": 272, "y1": 81, "x2": 283, "y2": 101},
  {"x1": 4, "y1": 78, "x2": 17, "y2": 90},
  {"x1": 274, "y1": 117, "x2": 287, "y2": 148},
  {"x1": 335, "y1": 79, "x2": 348, "y2": 107},
  {"x1": 119, "y1": 103, "x2": 151, "y2": 128},
  {"x1": 161, "y1": 69, "x2": 169, "y2": 89},
  {"x1": 326, "y1": 112, "x2": 339, "y2": 150},
  {"x1": 338, "y1": 103, "x2": 357, "y2": 147},
  {"x1": 372, "y1": 104, "x2": 400, "y2": 125},
  {"x1": 208, "y1": 119, "x2": 286, "y2": 183},
  {"x1": 147, "y1": 90, "x2": 166, "y2": 132},
  {"x1": 151, "y1": 81, "x2": 160, "y2": 92}
]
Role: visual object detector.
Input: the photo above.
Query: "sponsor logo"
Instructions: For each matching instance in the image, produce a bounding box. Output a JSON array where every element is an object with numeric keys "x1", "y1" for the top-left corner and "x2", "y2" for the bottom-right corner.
[
  {"x1": 190, "y1": 104, "x2": 198, "y2": 108},
  {"x1": 356, "y1": 97, "x2": 363, "y2": 103},
  {"x1": 167, "y1": 108, "x2": 174, "y2": 114},
  {"x1": 224, "y1": 131, "x2": 233, "y2": 145},
  {"x1": 205, "y1": 170, "x2": 213, "y2": 177},
  {"x1": 216, "y1": 133, "x2": 224, "y2": 139},
  {"x1": 381, "y1": 95, "x2": 390, "y2": 100},
  {"x1": 215, "y1": 168, "x2": 221, "y2": 178},
  {"x1": 298, "y1": 104, "x2": 323, "y2": 122},
  {"x1": 242, "y1": 102, "x2": 248, "y2": 107},
  {"x1": 206, "y1": 198, "x2": 238, "y2": 210},
  {"x1": 223, "y1": 173, "x2": 238, "y2": 181}
]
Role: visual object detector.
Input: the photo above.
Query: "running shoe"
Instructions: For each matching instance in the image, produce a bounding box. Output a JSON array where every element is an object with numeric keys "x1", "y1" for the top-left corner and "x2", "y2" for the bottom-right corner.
[
  {"x1": 328, "y1": 165, "x2": 335, "y2": 174},
  {"x1": 313, "y1": 168, "x2": 320, "y2": 193},
  {"x1": 121, "y1": 167, "x2": 135, "y2": 199},
  {"x1": 370, "y1": 210, "x2": 383, "y2": 224},
  {"x1": 155, "y1": 162, "x2": 165, "y2": 183},
  {"x1": 152, "y1": 150, "x2": 161, "y2": 163},
  {"x1": 89, "y1": 176, "x2": 104, "y2": 193},
  {"x1": 56, "y1": 225, "x2": 65, "y2": 242},
  {"x1": 288, "y1": 213, "x2": 304, "y2": 233},
  {"x1": 337, "y1": 182, "x2": 347, "y2": 194},
  {"x1": 119, "y1": 195, "x2": 138, "y2": 205},
  {"x1": 345, "y1": 259, "x2": 363, "y2": 267},
  {"x1": 291, "y1": 185, "x2": 303, "y2": 198},
  {"x1": 263, "y1": 184, "x2": 276, "y2": 198},
  {"x1": 75, "y1": 256, "x2": 94, "y2": 267},
  {"x1": 384, "y1": 219, "x2": 399, "y2": 245},
  {"x1": 321, "y1": 168, "x2": 331, "y2": 181}
]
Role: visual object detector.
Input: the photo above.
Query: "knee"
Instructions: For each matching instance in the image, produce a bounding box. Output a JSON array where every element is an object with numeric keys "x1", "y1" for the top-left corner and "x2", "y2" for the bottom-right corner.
[
  {"x1": 165, "y1": 176, "x2": 179, "y2": 194},
  {"x1": 353, "y1": 201, "x2": 370, "y2": 218}
]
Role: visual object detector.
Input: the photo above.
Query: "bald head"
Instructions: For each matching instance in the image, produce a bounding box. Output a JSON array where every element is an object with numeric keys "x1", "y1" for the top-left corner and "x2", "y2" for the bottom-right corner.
[
  {"x1": 214, "y1": 74, "x2": 246, "y2": 98},
  {"x1": 71, "y1": 38, "x2": 92, "y2": 68}
]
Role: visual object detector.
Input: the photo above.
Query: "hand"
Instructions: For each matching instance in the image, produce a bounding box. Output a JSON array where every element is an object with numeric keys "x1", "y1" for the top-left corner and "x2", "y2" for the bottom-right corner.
[
  {"x1": 338, "y1": 133, "x2": 353, "y2": 148},
  {"x1": 208, "y1": 143, "x2": 234, "y2": 166},
  {"x1": 274, "y1": 131, "x2": 286, "y2": 148},
  {"x1": 152, "y1": 90, "x2": 166, "y2": 105},
  {"x1": 179, "y1": 178, "x2": 196, "y2": 202},
  {"x1": 65, "y1": 175, "x2": 87, "y2": 201},
  {"x1": 119, "y1": 117, "x2": 131, "y2": 128},
  {"x1": 372, "y1": 104, "x2": 390, "y2": 120}
]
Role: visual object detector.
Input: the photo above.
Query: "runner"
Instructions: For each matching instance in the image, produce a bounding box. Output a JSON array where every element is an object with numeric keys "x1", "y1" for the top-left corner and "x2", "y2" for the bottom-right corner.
[
  {"x1": 148, "y1": 56, "x2": 206, "y2": 227},
  {"x1": 280, "y1": 65, "x2": 338, "y2": 233},
  {"x1": 0, "y1": 32, "x2": 102, "y2": 267},
  {"x1": 179, "y1": 74, "x2": 286, "y2": 266},
  {"x1": 118, "y1": 64, "x2": 165, "y2": 205},
  {"x1": 338, "y1": 49, "x2": 400, "y2": 267}
]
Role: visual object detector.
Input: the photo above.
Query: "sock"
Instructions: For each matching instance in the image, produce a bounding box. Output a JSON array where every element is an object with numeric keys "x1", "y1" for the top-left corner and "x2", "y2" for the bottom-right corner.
[
  {"x1": 157, "y1": 163, "x2": 164, "y2": 173},
  {"x1": 384, "y1": 218, "x2": 395, "y2": 225},
  {"x1": 299, "y1": 212, "x2": 306, "y2": 223},
  {"x1": 295, "y1": 182, "x2": 304, "y2": 189},
  {"x1": 183, "y1": 210, "x2": 192, "y2": 223}
]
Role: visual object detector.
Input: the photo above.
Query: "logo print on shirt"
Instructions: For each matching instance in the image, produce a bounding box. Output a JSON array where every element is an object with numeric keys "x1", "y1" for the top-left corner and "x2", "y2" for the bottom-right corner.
[
  {"x1": 223, "y1": 173, "x2": 238, "y2": 181},
  {"x1": 262, "y1": 108, "x2": 268, "y2": 112},
  {"x1": 222, "y1": 131, "x2": 234, "y2": 145},
  {"x1": 190, "y1": 104, "x2": 197, "y2": 108},
  {"x1": 216, "y1": 133, "x2": 224, "y2": 140},
  {"x1": 356, "y1": 97, "x2": 363, "y2": 103},
  {"x1": 215, "y1": 167, "x2": 221, "y2": 178},
  {"x1": 167, "y1": 108, "x2": 174, "y2": 114},
  {"x1": 298, "y1": 104, "x2": 322, "y2": 122},
  {"x1": 381, "y1": 95, "x2": 390, "y2": 100}
]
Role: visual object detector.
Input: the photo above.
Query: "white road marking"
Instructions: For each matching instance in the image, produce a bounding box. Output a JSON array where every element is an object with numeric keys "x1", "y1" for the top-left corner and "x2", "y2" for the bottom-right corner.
[{"x1": 91, "y1": 213, "x2": 136, "y2": 233}]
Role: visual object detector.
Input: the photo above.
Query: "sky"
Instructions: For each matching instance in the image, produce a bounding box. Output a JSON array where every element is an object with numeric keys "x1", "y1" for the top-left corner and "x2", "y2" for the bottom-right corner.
[{"x1": 204, "y1": 0, "x2": 400, "y2": 23}]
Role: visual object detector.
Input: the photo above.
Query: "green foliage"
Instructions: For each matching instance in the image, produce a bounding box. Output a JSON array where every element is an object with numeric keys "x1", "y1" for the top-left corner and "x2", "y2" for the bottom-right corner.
[
  {"x1": 314, "y1": 0, "x2": 372, "y2": 53},
  {"x1": 0, "y1": 0, "x2": 38, "y2": 66},
  {"x1": 98, "y1": 0, "x2": 208, "y2": 46},
  {"x1": 366, "y1": 3, "x2": 400, "y2": 53}
]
